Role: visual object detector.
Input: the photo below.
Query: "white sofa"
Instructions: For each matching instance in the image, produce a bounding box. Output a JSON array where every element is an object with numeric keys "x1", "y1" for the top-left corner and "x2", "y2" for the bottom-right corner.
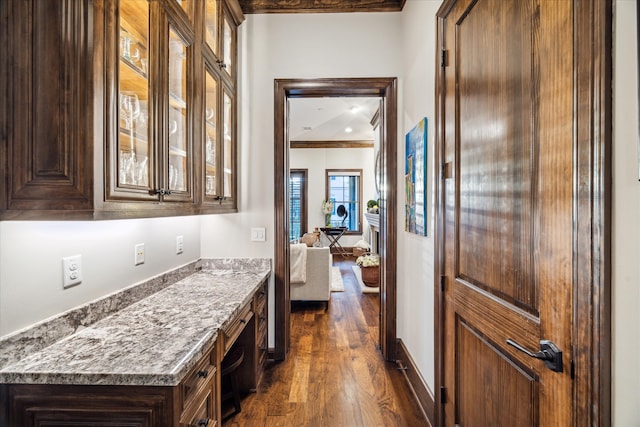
[{"x1": 290, "y1": 246, "x2": 332, "y2": 302}]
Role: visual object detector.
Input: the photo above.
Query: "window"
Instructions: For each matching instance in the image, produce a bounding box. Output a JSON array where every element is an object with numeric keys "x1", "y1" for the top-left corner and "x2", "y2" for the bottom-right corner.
[
  {"x1": 325, "y1": 169, "x2": 362, "y2": 234},
  {"x1": 289, "y1": 169, "x2": 307, "y2": 241}
]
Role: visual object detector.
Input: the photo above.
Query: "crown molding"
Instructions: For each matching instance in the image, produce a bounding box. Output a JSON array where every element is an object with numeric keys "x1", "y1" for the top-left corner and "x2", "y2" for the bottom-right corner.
[{"x1": 239, "y1": 0, "x2": 405, "y2": 14}]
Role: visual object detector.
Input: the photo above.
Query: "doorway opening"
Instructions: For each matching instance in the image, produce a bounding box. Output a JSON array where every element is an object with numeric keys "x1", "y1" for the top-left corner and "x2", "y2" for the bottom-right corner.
[{"x1": 273, "y1": 77, "x2": 398, "y2": 361}]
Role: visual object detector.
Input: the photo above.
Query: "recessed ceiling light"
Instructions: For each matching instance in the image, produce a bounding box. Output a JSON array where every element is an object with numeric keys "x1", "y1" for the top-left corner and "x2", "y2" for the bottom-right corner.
[
  {"x1": 350, "y1": 106, "x2": 359, "y2": 113},
  {"x1": 345, "y1": 127, "x2": 353, "y2": 133}
]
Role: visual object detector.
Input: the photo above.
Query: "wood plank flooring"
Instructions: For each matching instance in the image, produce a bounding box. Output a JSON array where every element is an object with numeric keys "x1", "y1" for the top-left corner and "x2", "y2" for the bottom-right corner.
[{"x1": 223, "y1": 256, "x2": 428, "y2": 427}]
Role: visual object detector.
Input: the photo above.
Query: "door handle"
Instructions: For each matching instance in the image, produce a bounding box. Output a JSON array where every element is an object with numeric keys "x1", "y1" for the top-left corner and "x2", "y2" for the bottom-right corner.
[{"x1": 506, "y1": 339, "x2": 563, "y2": 373}]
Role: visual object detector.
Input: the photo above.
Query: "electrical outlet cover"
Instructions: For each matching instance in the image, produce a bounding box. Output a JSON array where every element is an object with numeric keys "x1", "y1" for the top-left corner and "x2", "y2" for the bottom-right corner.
[{"x1": 62, "y1": 255, "x2": 82, "y2": 288}]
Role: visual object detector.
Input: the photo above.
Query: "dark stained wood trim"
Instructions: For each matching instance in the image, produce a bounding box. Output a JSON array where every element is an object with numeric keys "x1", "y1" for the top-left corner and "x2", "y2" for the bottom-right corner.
[
  {"x1": 433, "y1": 2, "x2": 451, "y2": 424},
  {"x1": 0, "y1": 0, "x2": 7, "y2": 215},
  {"x1": 240, "y1": 0, "x2": 405, "y2": 14},
  {"x1": 290, "y1": 140, "x2": 374, "y2": 149},
  {"x1": 396, "y1": 339, "x2": 435, "y2": 427},
  {"x1": 573, "y1": 0, "x2": 612, "y2": 425},
  {"x1": 274, "y1": 79, "x2": 290, "y2": 361},
  {"x1": 433, "y1": 0, "x2": 612, "y2": 425},
  {"x1": 274, "y1": 77, "x2": 398, "y2": 362},
  {"x1": 381, "y1": 77, "x2": 398, "y2": 361}
]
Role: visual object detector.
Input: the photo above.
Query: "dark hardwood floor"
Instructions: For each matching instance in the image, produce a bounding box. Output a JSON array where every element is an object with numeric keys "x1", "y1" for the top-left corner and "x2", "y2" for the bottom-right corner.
[{"x1": 223, "y1": 256, "x2": 428, "y2": 426}]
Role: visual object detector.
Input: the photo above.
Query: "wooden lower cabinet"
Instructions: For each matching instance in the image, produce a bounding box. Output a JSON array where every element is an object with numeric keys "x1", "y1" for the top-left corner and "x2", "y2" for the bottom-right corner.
[
  {"x1": 0, "y1": 283, "x2": 269, "y2": 426},
  {"x1": 1, "y1": 384, "x2": 179, "y2": 426},
  {"x1": 0, "y1": 342, "x2": 220, "y2": 427}
]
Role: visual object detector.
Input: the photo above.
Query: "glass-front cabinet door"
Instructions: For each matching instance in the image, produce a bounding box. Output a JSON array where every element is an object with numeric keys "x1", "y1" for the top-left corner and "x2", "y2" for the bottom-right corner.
[
  {"x1": 221, "y1": 7, "x2": 235, "y2": 80},
  {"x1": 106, "y1": 0, "x2": 239, "y2": 212},
  {"x1": 204, "y1": 66, "x2": 219, "y2": 201},
  {"x1": 204, "y1": 0, "x2": 219, "y2": 59},
  {"x1": 223, "y1": 90, "x2": 234, "y2": 200},
  {"x1": 166, "y1": 27, "x2": 191, "y2": 198},
  {"x1": 117, "y1": 0, "x2": 153, "y2": 195}
]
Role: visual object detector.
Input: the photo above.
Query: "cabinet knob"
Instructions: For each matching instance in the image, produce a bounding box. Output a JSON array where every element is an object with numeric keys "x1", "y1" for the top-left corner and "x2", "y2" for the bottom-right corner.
[
  {"x1": 196, "y1": 370, "x2": 208, "y2": 378},
  {"x1": 153, "y1": 188, "x2": 172, "y2": 196},
  {"x1": 197, "y1": 419, "x2": 210, "y2": 427}
]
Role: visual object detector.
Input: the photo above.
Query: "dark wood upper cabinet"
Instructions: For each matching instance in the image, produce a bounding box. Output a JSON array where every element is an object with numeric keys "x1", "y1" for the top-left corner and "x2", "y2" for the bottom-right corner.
[{"x1": 0, "y1": 0, "x2": 243, "y2": 220}]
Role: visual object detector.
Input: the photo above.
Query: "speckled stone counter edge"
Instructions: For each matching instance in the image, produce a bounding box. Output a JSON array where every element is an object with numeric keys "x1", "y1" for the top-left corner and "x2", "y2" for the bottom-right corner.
[{"x1": 0, "y1": 258, "x2": 271, "y2": 370}]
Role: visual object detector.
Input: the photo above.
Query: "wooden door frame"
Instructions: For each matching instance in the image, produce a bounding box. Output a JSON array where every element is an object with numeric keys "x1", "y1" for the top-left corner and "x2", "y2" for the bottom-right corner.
[
  {"x1": 273, "y1": 77, "x2": 398, "y2": 361},
  {"x1": 433, "y1": 0, "x2": 612, "y2": 425}
]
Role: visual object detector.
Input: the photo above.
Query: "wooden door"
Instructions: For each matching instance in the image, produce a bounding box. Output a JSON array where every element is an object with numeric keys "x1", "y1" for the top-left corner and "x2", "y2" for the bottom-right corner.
[{"x1": 435, "y1": 0, "x2": 611, "y2": 425}]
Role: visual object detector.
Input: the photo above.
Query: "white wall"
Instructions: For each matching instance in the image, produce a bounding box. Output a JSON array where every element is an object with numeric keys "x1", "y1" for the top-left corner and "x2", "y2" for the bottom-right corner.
[
  {"x1": 0, "y1": 216, "x2": 201, "y2": 336},
  {"x1": 612, "y1": 1, "x2": 640, "y2": 425},
  {"x1": 200, "y1": 11, "x2": 404, "y2": 348},
  {"x1": 290, "y1": 146, "x2": 376, "y2": 247},
  {"x1": 396, "y1": 0, "x2": 440, "y2": 393},
  {"x1": 200, "y1": 3, "x2": 440, "y2": 395}
]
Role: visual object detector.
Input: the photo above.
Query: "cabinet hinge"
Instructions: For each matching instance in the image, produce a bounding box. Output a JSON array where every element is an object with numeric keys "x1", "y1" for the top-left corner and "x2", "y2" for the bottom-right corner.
[
  {"x1": 440, "y1": 275, "x2": 446, "y2": 292},
  {"x1": 440, "y1": 386, "x2": 447, "y2": 404},
  {"x1": 441, "y1": 49, "x2": 447, "y2": 68}
]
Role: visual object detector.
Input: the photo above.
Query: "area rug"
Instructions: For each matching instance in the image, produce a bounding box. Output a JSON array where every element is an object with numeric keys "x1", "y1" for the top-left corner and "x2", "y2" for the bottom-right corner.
[
  {"x1": 331, "y1": 267, "x2": 345, "y2": 292},
  {"x1": 351, "y1": 265, "x2": 380, "y2": 294}
]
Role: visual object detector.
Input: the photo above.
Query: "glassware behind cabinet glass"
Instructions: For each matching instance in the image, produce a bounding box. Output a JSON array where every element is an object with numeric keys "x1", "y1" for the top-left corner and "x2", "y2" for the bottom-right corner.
[
  {"x1": 223, "y1": 92, "x2": 232, "y2": 198},
  {"x1": 118, "y1": 0, "x2": 150, "y2": 189},
  {"x1": 205, "y1": 0, "x2": 218, "y2": 55},
  {"x1": 205, "y1": 68, "x2": 218, "y2": 196},
  {"x1": 167, "y1": 27, "x2": 189, "y2": 193}
]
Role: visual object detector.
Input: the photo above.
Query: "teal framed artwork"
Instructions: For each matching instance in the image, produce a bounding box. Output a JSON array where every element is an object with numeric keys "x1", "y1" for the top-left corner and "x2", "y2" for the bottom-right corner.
[{"x1": 405, "y1": 117, "x2": 428, "y2": 235}]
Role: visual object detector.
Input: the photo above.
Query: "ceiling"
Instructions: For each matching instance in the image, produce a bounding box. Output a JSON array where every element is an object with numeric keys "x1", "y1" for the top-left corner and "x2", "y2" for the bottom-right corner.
[
  {"x1": 238, "y1": 0, "x2": 394, "y2": 144},
  {"x1": 239, "y1": 0, "x2": 405, "y2": 14},
  {"x1": 288, "y1": 97, "x2": 380, "y2": 142}
]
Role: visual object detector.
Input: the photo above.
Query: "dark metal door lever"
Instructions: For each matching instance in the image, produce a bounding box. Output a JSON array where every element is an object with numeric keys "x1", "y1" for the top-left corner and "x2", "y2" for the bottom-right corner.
[{"x1": 506, "y1": 339, "x2": 563, "y2": 372}]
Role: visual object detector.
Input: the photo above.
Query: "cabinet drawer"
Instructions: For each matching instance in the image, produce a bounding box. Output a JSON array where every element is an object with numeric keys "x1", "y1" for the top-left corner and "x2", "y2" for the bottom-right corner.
[
  {"x1": 222, "y1": 302, "x2": 252, "y2": 354},
  {"x1": 258, "y1": 331, "x2": 267, "y2": 367},
  {"x1": 182, "y1": 350, "x2": 216, "y2": 411},
  {"x1": 181, "y1": 385, "x2": 217, "y2": 427},
  {"x1": 255, "y1": 283, "x2": 267, "y2": 308}
]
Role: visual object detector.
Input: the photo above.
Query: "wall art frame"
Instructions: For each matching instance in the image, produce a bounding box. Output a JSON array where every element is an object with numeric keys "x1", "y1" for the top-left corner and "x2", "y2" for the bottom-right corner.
[{"x1": 405, "y1": 117, "x2": 428, "y2": 235}]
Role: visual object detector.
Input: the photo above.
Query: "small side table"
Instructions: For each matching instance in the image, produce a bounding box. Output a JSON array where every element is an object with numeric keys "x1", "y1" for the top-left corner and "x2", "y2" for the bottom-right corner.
[{"x1": 320, "y1": 227, "x2": 347, "y2": 256}]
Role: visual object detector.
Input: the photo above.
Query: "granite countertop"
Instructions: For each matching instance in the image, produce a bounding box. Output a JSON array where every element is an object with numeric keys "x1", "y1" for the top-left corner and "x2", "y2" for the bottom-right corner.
[{"x1": 0, "y1": 263, "x2": 270, "y2": 387}]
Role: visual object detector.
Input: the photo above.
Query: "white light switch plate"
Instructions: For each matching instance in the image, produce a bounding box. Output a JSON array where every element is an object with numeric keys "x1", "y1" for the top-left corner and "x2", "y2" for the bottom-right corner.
[
  {"x1": 134, "y1": 243, "x2": 145, "y2": 265},
  {"x1": 176, "y1": 235, "x2": 184, "y2": 254},
  {"x1": 251, "y1": 227, "x2": 266, "y2": 242}
]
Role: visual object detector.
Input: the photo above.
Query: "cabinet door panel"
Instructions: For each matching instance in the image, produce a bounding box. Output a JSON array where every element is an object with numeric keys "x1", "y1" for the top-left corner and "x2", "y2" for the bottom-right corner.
[
  {"x1": 221, "y1": 5, "x2": 236, "y2": 80},
  {"x1": 222, "y1": 89, "x2": 235, "y2": 202},
  {"x1": 1, "y1": 0, "x2": 94, "y2": 217},
  {"x1": 7, "y1": 384, "x2": 175, "y2": 427},
  {"x1": 204, "y1": 0, "x2": 220, "y2": 58},
  {"x1": 107, "y1": 0, "x2": 157, "y2": 201},
  {"x1": 166, "y1": 27, "x2": 191, "y2": 196},
  {"x1": 204, "y1": 66, "x2": 220, "y2": 201}
]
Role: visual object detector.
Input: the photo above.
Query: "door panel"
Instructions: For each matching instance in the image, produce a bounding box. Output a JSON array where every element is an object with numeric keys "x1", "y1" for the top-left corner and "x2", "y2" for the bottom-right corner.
[
  {"x1": 457, "y1": 321, "x2": 538, "y2": 427},
  {"x1": 440, "y1": 0, "x2": 573, "y2": 425},
  {"x1": 457, "y1": 0, "x2": 535, "y2": 313}
]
